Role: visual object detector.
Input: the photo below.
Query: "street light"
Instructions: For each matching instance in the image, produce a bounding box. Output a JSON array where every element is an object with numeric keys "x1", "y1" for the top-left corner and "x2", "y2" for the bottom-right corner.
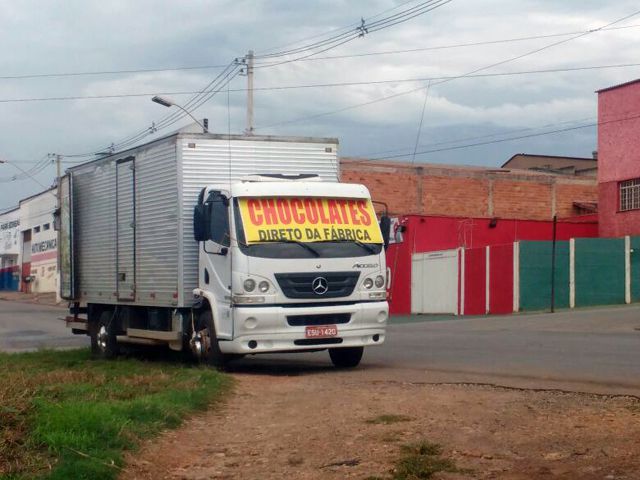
[{"x1": 151, "y1": 95, "x2": 208, "y2": 133}]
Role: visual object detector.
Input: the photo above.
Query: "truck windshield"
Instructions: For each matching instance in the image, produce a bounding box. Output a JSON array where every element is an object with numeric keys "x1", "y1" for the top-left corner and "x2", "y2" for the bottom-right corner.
[{"x1": 233, "y1": 197, "x2": 383, "y2": 259}]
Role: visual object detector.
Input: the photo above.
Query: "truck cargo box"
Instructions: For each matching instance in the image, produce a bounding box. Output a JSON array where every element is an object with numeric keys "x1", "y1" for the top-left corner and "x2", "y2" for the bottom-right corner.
[{"x1": 59, "y1": 132, "x2": 339, "y2": 308}]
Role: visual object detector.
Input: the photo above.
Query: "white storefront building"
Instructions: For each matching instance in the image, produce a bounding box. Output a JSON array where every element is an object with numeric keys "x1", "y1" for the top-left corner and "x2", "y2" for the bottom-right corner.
[{"x1": 18, "y1": 187, "x2": 58, "y2": 293}]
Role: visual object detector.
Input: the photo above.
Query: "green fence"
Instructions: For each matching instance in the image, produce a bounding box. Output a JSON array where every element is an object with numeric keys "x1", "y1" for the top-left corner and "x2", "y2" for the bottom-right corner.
[
  {"x1": 574, "y1": 238, "x2": 625, "y2": 307},
  {"x1": 632, "y1": 236, "x2": 640, "y2": 303},
  {"x1": 519, "y1": 241, "x2": 569, "y2": 311}
]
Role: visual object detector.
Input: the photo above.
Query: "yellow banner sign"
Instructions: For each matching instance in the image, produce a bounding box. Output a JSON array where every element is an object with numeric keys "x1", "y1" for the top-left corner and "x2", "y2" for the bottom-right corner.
[{"x1": 238, "y1": 197, "x2": 382, "y2": 244}]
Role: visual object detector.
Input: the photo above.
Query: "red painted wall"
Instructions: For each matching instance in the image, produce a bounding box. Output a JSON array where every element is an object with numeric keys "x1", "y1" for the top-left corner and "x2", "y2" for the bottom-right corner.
[
  {"x1": 489, "y1": 244, "x2": 514, "y2": 314},
  {"x1": 463, "y1": 247, "x2": 486, "y2": 315},
  {"x1": 598, "y1": 80, "x2": 640, "y2": 237},
  {"x1": 387, "y1": 214, "x2": 598, "y2": 315}
]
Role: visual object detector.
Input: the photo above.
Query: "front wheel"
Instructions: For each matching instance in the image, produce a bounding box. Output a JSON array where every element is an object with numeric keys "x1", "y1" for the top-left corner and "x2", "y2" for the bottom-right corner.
[
  {"x1": 329, "y1": 346, "x2": 364, "y2": 368},
  {"x1": 90, "y1": 309, "x2": 119, "y2": 359},
  {"x1": 191, "y1": 310, "x2": 229, "y2": 368}
]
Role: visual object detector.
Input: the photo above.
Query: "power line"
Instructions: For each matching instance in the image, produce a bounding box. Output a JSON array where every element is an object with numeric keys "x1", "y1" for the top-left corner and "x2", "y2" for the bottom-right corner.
[
  {"x1": 354, "y1": 116, "x2": 596, "y2": 159},
  {"x1": 1, "y1": 61, "x2": 640, "y2": 104},
  {"x1": 253, "y1": 0, "x2": 451, "y2": 61},
  {"x1": 361, "y1": 112, "x2": 640, "y2": 162},
  {"x1": 255, "y1": 0, "x2": 422, "y2": 55},
  {"x1": 252, "y1": 1, "x2": 453, "y2": 69},
  {"x1": 55, "y1": 2, "x2": 453, "y2": 160},
  {"x1": 286, "y1": 23, "x2": 640, "y2": 63},
  {"x1": 256, "y1": 9, "x2": 640, "y2": 130},
  {"x1": 3, "y1": 23, "x2": 638, "y2": 81},
  {"x1": 60, "y1": 61, "x2": 243, "y2": 158}
]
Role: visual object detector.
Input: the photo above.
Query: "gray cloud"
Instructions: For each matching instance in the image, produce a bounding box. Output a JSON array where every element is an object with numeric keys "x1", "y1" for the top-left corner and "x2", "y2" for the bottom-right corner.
[{"x1": 1, "y1": 0, "x2": 639, "y2": 209}]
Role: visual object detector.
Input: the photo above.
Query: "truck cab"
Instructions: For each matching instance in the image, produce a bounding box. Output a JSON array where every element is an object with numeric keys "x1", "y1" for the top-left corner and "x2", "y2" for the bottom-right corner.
[{"x1": 190, "y1": 176, "x2": 390, "y2": 367}]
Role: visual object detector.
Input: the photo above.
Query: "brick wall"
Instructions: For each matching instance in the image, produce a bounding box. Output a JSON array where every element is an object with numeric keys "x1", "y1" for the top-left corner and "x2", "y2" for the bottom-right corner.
[
  {"x1": 492, "y1": 181, "x2": 552, "y2": 220},
  {"x1": 340, "y1": 159, "x2": 597, "y2": 220},
  {"x1": 422, "y1": 176, "x2": 489, "y2": 217},
  {"x1": 556, "y1": 182, "x2": 599, "y2": 218}
]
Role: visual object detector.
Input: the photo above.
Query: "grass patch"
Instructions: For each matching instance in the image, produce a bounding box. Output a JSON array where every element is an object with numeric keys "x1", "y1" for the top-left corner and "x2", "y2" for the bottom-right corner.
[
  {"x1": 0, "y1": 349, "x2": 230, "y2": 480},
  {"x1": 393, "y1": 442, "x2": 459, "y2": 479},
  {"x1": 372, "y1": 441, "x2": 464, "y2": 480},
  {"x1": 366, "y1": 414, "x2": 413, "y2": 425}
]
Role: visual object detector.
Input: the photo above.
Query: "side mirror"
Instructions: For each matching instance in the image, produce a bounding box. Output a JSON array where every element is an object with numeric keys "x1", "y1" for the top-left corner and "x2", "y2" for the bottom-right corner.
[
  {"x1": 379, "y1": 215, "x2": 391, "y2": 250},
  {"x1": 193, "y1": 204, "x2": 210, "y2": 242}
]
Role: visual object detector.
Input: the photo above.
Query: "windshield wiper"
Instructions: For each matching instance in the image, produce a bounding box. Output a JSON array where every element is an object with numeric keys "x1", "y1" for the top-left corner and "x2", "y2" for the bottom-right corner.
[
  {"x1": 257, "y1": 239, "x2": 320, "y2": 257},
  {"x1": 317, "y1": 239, "x2": 378, "y2": 254}
]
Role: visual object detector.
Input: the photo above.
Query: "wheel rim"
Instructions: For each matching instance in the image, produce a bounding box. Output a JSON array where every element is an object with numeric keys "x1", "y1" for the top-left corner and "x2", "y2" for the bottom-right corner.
[
  {"x1": 190, "y1": 328, "x2": 212, "y2": 360},
  {"x1": 97, "y1": 325, "x2": 108, "y2": 351}
]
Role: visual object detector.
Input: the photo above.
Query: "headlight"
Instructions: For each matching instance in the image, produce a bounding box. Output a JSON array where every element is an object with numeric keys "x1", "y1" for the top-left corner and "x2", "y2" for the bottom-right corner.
[
  {"x1": 363, "y1": 278, "x2": 374, "y2": 289},
  {"x1": 243, "y1": 279, "x2": 256, "y2": 292},
  {"x1": 374, "y1": 275, "x2": 385, "y2": 288},
  {"x1": 233, "y1": 295, "x2": 265, "y2": 304},
  {"x1": 258, "y1": 280, "x2": 270, "y2": 293}
]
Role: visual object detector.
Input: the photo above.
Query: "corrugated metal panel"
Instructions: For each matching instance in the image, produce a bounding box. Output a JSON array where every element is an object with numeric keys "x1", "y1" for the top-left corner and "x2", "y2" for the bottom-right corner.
[
  {"x1": 179, "y1": 137, "x2": 339, "y2": 302},
  {"x1": 72, "y1": 138, "x2": 180, "y2": 307},
  {"x1": 73, "y1": 160, "x2": 118, "y2": 301},
  {"x1": 116, "y1": 159, "x2": 136, "y2": 300},
  {"x1": 71, "y1": 134, "x2": 338, "y2": 308},
  {"x1": 134, "y1": 141, "x2": 180, "y2": 305}
]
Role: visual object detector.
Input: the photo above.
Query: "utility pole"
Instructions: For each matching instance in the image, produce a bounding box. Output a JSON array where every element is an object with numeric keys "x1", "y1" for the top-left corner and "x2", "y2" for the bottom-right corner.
[
  {"x1": 56, "y1": 154, "x2": 62, "y2": 209},
  {"x1": 55, "y1": 153, "x2": 63, "y2": 304},
  {"x1": 245, "y1": 50, "x2": 254, "y2": 135}
]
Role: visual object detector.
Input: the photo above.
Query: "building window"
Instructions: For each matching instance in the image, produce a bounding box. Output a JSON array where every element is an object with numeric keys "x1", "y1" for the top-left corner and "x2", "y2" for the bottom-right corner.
[
  {"x1": 620, "y1": 179, "x2": 640, "y2": 211},
  {"x1": 34, "y1": 226, "x2": 41, "y2": 233},
  {"x1": 43, "y1": 223, "x2": 50, "y2": 231}
]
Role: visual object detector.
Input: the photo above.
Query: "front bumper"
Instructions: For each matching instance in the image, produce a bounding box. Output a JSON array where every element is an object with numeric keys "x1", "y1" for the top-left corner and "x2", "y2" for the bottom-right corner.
[{"x1": 219, "y1": 301, "x2": 388, "y2": 354}]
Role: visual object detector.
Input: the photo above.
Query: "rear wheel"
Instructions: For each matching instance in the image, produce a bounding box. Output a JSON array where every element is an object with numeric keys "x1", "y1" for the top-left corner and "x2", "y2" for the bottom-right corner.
[
  {"x1": 191, "y1": 310, "x2": 229, "y2": 368},
  {"x1": 329, "y1": 346, "x2": 364, "y2": 368},
  {"x1": 90, "y1": 309, "x2": 119, "y2": 359}
]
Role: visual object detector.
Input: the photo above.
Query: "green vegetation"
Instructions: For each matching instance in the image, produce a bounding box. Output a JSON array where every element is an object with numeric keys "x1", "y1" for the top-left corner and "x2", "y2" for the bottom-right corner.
[
  {"x1": 366, "y1": 414, "x2": 413, "y2": 425},
  {"x1": 367, "y1": 441, "x2": 464, "y2": 480},
  {"x1": 0, "y1": 349, "x2": 229, "y2": 480},
  {"x1": 392, "y1": 442, "x2": 460, "y2": 479}
]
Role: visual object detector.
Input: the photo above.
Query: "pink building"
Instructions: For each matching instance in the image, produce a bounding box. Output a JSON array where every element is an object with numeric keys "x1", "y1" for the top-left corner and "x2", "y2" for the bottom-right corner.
[{"x1": 597, "y1": 79, "x2": 640, "y2": 237}]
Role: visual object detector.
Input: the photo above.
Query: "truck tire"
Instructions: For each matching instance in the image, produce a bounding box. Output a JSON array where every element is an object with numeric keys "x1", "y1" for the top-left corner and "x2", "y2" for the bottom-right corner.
[
  {"x1": 90, "y1": 310, "x2": 119, "y2": 359},
  {"x1": 193, "y1": 310, "x2": 228, "y2": 368},
  {"x1": 329, "y1": 346, "x2": 364, "y2": 368}
]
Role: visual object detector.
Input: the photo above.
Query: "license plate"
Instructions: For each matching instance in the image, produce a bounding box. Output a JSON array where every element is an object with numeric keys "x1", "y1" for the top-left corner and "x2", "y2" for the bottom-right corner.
[{"x1": 305, "y1": 325, "x2": 338, "y2": 338}]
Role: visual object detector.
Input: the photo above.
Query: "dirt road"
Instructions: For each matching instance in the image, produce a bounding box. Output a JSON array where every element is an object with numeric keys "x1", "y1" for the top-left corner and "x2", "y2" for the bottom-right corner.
[{"x1": 124, "y1": 367, "x2": 640, "y2": 480}]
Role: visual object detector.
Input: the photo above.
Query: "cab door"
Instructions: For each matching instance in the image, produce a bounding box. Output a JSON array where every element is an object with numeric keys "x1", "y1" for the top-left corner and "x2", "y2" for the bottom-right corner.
[{"x1": 200, "y1": 190, "x2": 232, "y2": 338}]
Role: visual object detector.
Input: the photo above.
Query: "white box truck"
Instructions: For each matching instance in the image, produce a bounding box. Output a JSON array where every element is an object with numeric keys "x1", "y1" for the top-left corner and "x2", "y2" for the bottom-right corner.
[{"x1": 59, "y1": 131, "x2": 390, "y2": 367}]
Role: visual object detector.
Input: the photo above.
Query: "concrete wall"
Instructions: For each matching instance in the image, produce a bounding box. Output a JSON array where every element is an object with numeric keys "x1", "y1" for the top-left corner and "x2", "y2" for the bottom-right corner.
[
  {"x1": 598, "y1": 80, "x2": 640, "y2": 237},
  {"x1": 341, "y1": 159, "x2": 598, "y2": 221}
]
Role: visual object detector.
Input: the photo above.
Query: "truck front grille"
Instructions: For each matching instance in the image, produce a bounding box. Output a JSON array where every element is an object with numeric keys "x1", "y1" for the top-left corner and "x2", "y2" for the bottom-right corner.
[
  {"x1": 275, "y1": 272, "x2": 360, "y2": 299},
  {"x1": 286, "y1": 313, "x2": 351, "y2": 326}
]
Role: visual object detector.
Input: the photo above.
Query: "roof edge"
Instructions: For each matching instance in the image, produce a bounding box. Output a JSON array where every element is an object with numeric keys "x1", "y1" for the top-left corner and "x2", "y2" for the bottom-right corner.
[{"x1": 597, "y1": 78, "x2": 640, "y2": 94}]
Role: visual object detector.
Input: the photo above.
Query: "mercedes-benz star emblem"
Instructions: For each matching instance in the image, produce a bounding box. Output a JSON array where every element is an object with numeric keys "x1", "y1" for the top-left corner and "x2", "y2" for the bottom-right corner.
[{"x1": 312, "y1": 277, "x2": 329, "y2": 295}]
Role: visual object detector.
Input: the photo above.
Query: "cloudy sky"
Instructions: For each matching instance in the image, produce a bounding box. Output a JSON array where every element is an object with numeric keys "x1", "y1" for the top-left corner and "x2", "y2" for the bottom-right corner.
[{"x1": 1, "y1": 0, "x2": 639, "y2": 210}]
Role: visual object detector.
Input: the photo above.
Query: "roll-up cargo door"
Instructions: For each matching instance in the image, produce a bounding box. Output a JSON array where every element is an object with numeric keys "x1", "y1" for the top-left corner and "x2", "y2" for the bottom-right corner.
[{"x1": 116, "y1": 157, "x2": 136, "y2": 300}]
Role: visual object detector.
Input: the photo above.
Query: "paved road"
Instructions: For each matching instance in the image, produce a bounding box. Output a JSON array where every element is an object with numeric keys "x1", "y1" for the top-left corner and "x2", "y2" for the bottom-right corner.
[
  {"x1": 0, "y1": 300, "x2": 88, "y2": 352},
  {"x1": 2, "y1": 299, "x2": 639, "y2": 395},
  {"x1": 234, "y1": 305, "x2": 640, "y2": 396}
]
